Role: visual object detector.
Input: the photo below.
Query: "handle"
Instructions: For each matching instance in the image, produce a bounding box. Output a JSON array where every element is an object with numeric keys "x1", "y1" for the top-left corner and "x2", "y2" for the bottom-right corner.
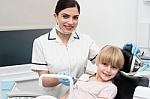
[{"x1": 39, "y1": 74, "x2": 73, "y2": 97}]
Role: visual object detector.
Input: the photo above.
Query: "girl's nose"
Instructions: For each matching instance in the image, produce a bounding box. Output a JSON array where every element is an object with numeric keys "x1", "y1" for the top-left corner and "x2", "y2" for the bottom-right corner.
[{"x1": 106, "y1": 65, "x2": 111, "y2": 72}]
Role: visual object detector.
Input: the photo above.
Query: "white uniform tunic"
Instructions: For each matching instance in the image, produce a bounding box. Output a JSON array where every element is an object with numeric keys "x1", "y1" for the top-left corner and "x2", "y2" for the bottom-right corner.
[{"x1": 31, "y1": 27, "x2": 99, "y2": 97}]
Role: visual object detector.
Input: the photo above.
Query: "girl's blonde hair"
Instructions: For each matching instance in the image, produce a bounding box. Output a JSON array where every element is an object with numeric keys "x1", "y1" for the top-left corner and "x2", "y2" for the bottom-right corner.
[{"x1": 96, "y1": 45, "x2": 124, "y2": 69}]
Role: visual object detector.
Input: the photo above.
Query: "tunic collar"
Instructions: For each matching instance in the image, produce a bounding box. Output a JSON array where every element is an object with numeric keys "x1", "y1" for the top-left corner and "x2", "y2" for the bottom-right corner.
[{"x1": 48, "y1": 27, "x2": 80, "y2": 41}]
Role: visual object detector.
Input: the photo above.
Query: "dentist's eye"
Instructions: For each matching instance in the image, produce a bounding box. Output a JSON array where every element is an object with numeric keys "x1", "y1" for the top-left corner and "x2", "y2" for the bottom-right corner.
[
  {"x1": 73, "y1": 16, "x2": 79, "y2": 20},
  {"x1": 62, "y1": 15, "x2": 69, "y2": 19}
]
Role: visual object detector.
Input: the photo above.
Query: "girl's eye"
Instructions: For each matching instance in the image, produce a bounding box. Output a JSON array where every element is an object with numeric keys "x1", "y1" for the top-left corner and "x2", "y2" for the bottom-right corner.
[
  {"x1": 102, "y1": 63, "x2": 108, "y2": 66},
  {"x1": 112, "y1": 66, "x2": 117, "y2": 69}
]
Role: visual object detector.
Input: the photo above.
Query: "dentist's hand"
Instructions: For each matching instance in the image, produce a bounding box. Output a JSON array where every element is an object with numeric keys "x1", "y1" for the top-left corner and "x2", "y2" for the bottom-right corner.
[
  {"x1": 123, "y1": 43, "x2": 140, "y2": 55},
  {"x1": 57, "y1": 70, "x2": 76, "y2": 86}
]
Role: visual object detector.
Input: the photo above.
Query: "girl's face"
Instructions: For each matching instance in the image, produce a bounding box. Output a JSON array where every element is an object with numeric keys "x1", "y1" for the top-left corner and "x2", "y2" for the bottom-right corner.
[
  {"x1": 54, "y1": 7, "x2": 79, "y2": 34},
  {"x1": 96, "y1": 63, "x2": 119, "y2": 82}
]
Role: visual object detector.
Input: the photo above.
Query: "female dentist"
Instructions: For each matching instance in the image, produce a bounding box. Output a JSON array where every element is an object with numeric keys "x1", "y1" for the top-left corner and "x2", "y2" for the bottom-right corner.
[{"x1": 31, "y1": 0, "x2": 99, "y2": 97}]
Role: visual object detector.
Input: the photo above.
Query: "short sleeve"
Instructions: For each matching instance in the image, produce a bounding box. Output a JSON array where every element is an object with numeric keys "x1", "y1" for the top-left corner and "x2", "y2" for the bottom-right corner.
[
  {"x1": 98, "y1": 84, "x2": 117, "y2": 99},
  {"x1": 88, "y1": 36, "x2": 99, "y2": 64},
  {"x1": 31, "y1": 38, "x2": 48, "y2": 71}
]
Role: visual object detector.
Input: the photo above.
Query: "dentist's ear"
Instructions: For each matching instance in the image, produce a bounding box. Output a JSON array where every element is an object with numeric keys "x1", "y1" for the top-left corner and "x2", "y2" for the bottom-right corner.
[
  {"x1": 54, "y1": 13, "x2": 58, "y2": 24},
  {"x1": 53, "y1": 13, "x2": 57, "y2": 18}
]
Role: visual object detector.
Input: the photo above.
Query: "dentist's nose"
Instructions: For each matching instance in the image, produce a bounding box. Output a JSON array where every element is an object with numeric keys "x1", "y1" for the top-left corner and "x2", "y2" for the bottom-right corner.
[{"x1": 68, "y1": 18, "x2": 73, "y2": 24}]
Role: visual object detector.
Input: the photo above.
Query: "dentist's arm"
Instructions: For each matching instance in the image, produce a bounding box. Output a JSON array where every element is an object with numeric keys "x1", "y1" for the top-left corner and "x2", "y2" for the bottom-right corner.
[
  {"x1": 36, "y1": 70, "x2": 60, "y2": 87},
  {"x1": 32, "y1": 40, "x2": 60, "y2": 87}
]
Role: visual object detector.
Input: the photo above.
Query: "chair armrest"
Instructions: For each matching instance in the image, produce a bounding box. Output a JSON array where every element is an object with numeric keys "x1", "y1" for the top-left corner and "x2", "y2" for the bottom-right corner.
[
  {"x1": 114, "y1": 71, "x2": 149, "y2": 99},
  {"x1": 133, "y1": 86, "x2": 150, "y2": 99}
]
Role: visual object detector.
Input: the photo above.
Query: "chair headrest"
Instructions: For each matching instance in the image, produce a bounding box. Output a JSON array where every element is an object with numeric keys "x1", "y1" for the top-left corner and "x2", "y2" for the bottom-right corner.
[{"x1": 121, "y1": 49, "x2": 133, "y2": 73}]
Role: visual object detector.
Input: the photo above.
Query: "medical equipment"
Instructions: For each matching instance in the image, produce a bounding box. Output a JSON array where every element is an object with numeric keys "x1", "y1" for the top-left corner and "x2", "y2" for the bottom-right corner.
[
  {"x1": 36, "y1": 74, "x2": 74, "y2": 99},
  {"x1": 130, "y1": 55, "x2": 143, "y2": 72},
  {"x1": 123, "y1": 43, "x2": 140, "y2": 55}
]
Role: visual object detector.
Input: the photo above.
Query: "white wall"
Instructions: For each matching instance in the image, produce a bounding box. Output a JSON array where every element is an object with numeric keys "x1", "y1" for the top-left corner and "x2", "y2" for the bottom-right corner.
[
  {"x1": 1, "y1": 0, "x2": 150, "y2": 48},
  {"x1": 77, "y1": 0, "x2": 138, "y2": 48},
  {"x1": 0, "y1": 0, "x2": 57, "y2": 31}
]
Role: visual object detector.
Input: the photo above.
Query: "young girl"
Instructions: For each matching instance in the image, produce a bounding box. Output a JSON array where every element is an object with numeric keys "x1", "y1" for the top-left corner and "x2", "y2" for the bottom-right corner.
[{"x1": 61, "y1": 45, "x2": 124, "y2": 99}]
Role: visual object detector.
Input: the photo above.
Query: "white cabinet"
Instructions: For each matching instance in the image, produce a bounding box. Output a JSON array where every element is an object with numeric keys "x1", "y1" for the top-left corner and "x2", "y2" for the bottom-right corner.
[
  {"x1": 137, "y1": 22, "x2": 150, "y2": 48},
  {"x1": 137, "y1": 0, "x2": 150, "y2": 48}
]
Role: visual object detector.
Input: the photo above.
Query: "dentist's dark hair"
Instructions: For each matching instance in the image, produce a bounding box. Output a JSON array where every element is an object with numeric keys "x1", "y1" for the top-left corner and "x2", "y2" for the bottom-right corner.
[{"x1": 55, "y1": 0, "x2": 80, "y2": 15}]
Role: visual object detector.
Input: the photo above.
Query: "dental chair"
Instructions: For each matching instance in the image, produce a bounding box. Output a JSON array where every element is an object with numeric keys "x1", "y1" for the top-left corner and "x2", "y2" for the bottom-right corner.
[{"x1": 113, "y1": 49, "x2": 150, "y2": 99}]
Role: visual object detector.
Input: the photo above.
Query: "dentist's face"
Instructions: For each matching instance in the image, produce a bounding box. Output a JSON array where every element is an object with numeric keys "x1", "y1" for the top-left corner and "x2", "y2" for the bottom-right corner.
[
  {"x1": 97, "y1": 63, "x2": 119, "y2": 82},
  {"x1": 54, "y1": 7, "x2": 79, "y2": 34}
]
